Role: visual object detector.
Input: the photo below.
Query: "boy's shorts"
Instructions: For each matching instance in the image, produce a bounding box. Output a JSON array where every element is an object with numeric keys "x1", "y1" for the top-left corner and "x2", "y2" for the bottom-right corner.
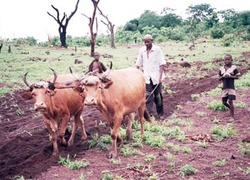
[{"x1": 221, "y1": 89, "x2": 236, "y2": 100}]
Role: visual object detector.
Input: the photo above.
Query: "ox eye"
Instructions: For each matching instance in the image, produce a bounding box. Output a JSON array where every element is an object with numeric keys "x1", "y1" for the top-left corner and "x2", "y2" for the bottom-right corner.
[
  {"x1": 45, "y1": 89, "x2": 51, "y2": 94},
  {"x1": 98, "y1": 85, "x2": 103, "y2": 89},
  {"x1": 31, "y1": 92, "x2": 36, "y2": 97}
]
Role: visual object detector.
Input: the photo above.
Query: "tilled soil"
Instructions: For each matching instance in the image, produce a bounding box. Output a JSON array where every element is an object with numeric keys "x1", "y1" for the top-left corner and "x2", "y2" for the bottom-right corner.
[{"x1": 0, "y1": 52, "x2": 250, "y2": 180}]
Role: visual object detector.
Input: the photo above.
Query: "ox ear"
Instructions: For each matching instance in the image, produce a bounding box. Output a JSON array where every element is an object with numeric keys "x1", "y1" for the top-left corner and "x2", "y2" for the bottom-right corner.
[
  {"x1": 73, "y1": 86, "x2": 84, "y2": 93},
  {"x1": 103, "y1": 81, "x2": 113, "y2": 89},
  {"x1": 21, "y1": 91, "x2": 32, "y2": 100}
]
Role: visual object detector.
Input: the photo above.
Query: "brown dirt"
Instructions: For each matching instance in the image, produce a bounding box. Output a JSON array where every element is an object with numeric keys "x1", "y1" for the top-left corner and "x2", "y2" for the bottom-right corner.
[{"x1": 0, "y1": 52, "x2": 250, "y2": 180}]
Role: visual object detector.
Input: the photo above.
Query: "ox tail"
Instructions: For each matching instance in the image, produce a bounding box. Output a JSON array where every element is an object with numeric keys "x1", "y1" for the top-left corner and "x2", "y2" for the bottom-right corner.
[{"x1": 144, "y1": 111, "x2": 152, "y2": 123}]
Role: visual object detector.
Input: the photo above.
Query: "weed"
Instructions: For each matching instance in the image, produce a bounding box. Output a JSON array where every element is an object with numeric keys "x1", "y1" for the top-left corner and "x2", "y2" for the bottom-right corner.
[
  {"x1": 182, "y1": 146, "x2": 192, "y2": 154},
  {"x1": 13, "y1": 176, "x2": 27, "y2": 180},
  {"x1": 191, "y1": 93, "x2": 200, "y2": 101},
  {"x1": 58, "y1": 155, "x2": 89, "y2": 170},
  {"x1": 211, "y1": 124, "x2": 236, "y2": 140},
  {"x1": 110, "y1": 158, "x2": 121, "y2": 165},
  {"x1": 144, "y1": 154, "x2": 156, "y2": 163},
  {"x1": 247, "y1": 166, "x2": 250, "y2": 174},
  {"x1": 175, "y1": 104, "x2": 183, "y2": 110},
  {"x1": 144, "y1": 135, "x2": 165, "y2": 147},
  {"x1": 101, "y1": 171, "x2": 123, "y2": 180},
  {"x1": 15, "y1": 108, "x2": 25, "y2": 116},
  {"x1": 204, "y1": 87, "x2": 221, "y2": 96},
  {"x1": 135, "y1": 162, "x2": 143, "y2": 169},
  {"x1": 235, "y1": 102, "x2": 246, "y2": 108},
  {"x1": 204, "y1": 62, "x2": 219, "y2": 71},
  {"x1": 238, "y1": 142, "x2": 250, "y2": 156},
  {"x1": 197, "y1": 140, "x2": 208, "y2": 148},
  {"x1": 211, "y1": 117, "x2": 221, "y2": 124},
  {"x1": 120, "y1": 145, "x2": 140, "y2": 157},
  {"x1": 236, "y1": 71, "x2": 250, "y2": 89},
  {"x1": 195, "y1": 111, "x2": 207, "y2": 117},
  {"x1": 179, "y1": 164, "x2": 198, "y2": 177},
  {"x1": 166, "y1": 152, "x2": 176, "y2": 172},
  {"x1": 148, "y1": 173, "x2": 159, "y2": 180},
  {"x1": 78, "y1": 173, "x2": 86, "y2": 180},
  {"x1": 88, "y1": 133, "x2": 109, "y2": 151},
  {"x1": 207, "y1": 100, "x2": 227, "y2": 111},
  {"x1": 213, "y1": 159, "x2": 227, "y2": 167},
  {"x1": 100, "y1": 134, "x2": 112, "y2": 144}
]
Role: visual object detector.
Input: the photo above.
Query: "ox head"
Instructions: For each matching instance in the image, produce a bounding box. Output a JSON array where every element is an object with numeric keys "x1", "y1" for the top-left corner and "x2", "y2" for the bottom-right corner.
[
  {"x1": 82, "y1": 71, "x2": 113, "y2": 106},
  {"x1": 21, "y1": 68, "x2": 57, "y2": 112},
  {"x1": 69, "y1": 67, "x2": 113, "y2": 106}
]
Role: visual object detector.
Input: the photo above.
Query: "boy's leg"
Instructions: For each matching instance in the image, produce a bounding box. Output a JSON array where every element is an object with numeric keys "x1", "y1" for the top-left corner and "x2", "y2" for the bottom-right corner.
[
  {"x1": 228, "y1": 89, "x2": 236, "y2": 119},
  {"x1": 228, "y1": 99, "x2": 234, "y2": 118},
  {"x1": 222, "y1": 97, "x2": 230, "y2": 109}
]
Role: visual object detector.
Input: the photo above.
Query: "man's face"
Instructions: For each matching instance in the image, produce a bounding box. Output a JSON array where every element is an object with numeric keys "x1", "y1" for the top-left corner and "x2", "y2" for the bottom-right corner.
[
  {"x1": 224, "y1": 56, "x2": 232, "y2": 66},
  {"x1": 144, "y1": 39, "x2": 153, "y2": 48}
]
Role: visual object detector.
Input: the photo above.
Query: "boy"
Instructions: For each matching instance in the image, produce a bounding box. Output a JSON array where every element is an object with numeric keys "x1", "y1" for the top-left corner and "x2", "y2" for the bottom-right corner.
[
  {"x1": 87, "y1": 52, "x2": 107, "y2": 73},
  {"x1": 219, "y1": 54, "x2": 240, "y2": 120}
]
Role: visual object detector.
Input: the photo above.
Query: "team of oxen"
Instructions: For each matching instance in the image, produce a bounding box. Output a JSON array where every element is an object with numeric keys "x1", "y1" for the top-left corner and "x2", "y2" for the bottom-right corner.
[{"x1": 22, "y1": 66, "x2": 152, "y2": 158}]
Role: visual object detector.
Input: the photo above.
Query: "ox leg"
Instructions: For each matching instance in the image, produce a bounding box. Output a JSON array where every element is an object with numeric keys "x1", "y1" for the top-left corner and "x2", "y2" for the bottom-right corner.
[
  {"x1": 126, "y1": 113, "x2": 135, "y2": 141},
  {"x1": 108, "y1": 116, "x2": 122, "y2": 159},
  {"x1": 138, "y1": 105, "x2": 145, "y2": 136},
  {"x1": 58, "y1": 115, "x2": 70, "y2": 146},
  {"x1": 68, "y1": 113, "x2": 87, "y2": 147},
  {"x1": 44, "y1": 119, "x2": 59, "y2": 156}
]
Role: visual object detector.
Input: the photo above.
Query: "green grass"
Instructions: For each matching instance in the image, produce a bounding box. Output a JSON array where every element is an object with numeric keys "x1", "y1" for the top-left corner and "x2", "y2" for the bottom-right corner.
[
  {"x1": 180, "y1": 164, "x2": 198, "y2": 177},
  {"x1": 211, "y1": 124, "x2": 237, "y2": 140},
  {"x1": 58, "y1": 155, "x2": 89, "y2": 170},
  {"x1": 0, "y1": 40, "x2": 249, "y2": 97},
  {"x1": 238, "y1": 142, "x2": 250, "y2": 156},
  {"x1": 207, "y1": 100, "x2": 227, "y2": 111},
  {"x1": 213, "y1": 159, "x2": 227, "y2": 167}
]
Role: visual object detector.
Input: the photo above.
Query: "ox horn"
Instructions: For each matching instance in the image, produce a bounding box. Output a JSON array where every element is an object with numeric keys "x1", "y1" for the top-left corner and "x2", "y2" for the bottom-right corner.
[
  {"x1": 23, "y1": 72, "x2": 31, "y2": 87},
  {"x1": 50, "y1": 68, "x2": 57, "y2": 84},
  {"x1": 69, "y1": 66, "x2": 86, "y2": 82}
]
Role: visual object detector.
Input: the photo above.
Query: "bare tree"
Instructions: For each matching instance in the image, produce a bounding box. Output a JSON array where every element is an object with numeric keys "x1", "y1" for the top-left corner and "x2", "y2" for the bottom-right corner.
[
  {"x1": 47, "y1": 0, "x2": 80, "y2": 48},
  {"x1": 0, "y1": 43, "x2": 3, "y2": 53},
  {"x1": 82, "y1": 0, "x2": 100, "y2": 57},
  {"x1": 97, "y1": 7, "x2": 116, "y2": 48}
]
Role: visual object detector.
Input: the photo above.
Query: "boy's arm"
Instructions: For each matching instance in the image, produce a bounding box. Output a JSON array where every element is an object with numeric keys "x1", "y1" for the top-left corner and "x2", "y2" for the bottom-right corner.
[{"x1": 100, "y1": 62, "x2": 107, "y2": 72}]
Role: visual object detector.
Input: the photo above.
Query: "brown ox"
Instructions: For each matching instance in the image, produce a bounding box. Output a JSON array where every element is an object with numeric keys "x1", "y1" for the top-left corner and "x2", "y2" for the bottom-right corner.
[
  {"x1": 21, "y1": 69, "x2": 87, "y2": 156},
  {"x1": 69, "y1": 67, "x2": 151, "y2": 158}
]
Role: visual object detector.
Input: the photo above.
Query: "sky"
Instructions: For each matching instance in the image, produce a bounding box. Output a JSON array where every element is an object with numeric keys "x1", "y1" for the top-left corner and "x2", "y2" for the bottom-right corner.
[{"x1": 0, "y1": 0, "x2": 249, "y2": 42}]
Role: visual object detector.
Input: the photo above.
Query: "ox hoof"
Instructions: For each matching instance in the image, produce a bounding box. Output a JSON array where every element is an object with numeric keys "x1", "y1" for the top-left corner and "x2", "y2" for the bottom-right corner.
[
  {"x1": 81, "y1": 135, "x2": 87, "y2": 141},
  {"x1": 126, "y1": 134, "x2": 132, "y2": 141},
  {"x1": 67, "y1": 140, "x2": 73, "y2": 147},
  {"x1": 107, "y1": 152, "x2": 117, "y2": 159},
  {"x1": 52, "y1": 152, "x2": 59, "y2": 157}
]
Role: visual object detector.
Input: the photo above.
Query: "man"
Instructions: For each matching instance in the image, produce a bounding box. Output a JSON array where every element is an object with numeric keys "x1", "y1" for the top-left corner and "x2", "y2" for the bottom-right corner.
[
  {"x1": 219, "y1": 54, "x2": 240, "y2": 121},
  {"x1": 135, "y1": 34, "x2": 166, "y2": 120},
  {"x1": 87, "y1": 52, "x2": 107, "y2": 73}
]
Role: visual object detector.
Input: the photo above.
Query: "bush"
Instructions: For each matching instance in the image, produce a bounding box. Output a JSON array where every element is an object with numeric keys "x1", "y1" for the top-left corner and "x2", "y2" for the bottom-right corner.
[
  {"x1": 210, "y1": 28, "x2": 225, "y2": 39},
  {"x1": 221, "y1": 34, "x2": 235, "y2": 47}
]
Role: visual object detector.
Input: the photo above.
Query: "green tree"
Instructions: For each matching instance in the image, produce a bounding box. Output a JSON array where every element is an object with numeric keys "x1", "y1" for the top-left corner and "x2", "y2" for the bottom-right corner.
[
  {"x1": 138, "y1": 10, "x2": 161, "y2": 32},
  {"x1": 186, "y1": 3, "x2": 214, "y2": 22},
  {"x1": 160, "y1": 13, "x2": 183, "y2": 27},
  {"x1": 124, "y1": 19, "x2": 139, "y2": 31}
]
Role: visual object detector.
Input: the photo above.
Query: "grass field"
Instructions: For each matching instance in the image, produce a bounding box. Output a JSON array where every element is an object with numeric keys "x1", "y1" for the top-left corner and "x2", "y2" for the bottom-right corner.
[{"x1": 0, "y1": 39, "x2": 249, "y2": 96}]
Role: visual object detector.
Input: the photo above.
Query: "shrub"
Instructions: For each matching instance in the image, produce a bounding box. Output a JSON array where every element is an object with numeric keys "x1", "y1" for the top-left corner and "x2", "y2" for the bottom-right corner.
[{"x1": 210, "y1": 28, "x2": 225, "y2": 39}]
